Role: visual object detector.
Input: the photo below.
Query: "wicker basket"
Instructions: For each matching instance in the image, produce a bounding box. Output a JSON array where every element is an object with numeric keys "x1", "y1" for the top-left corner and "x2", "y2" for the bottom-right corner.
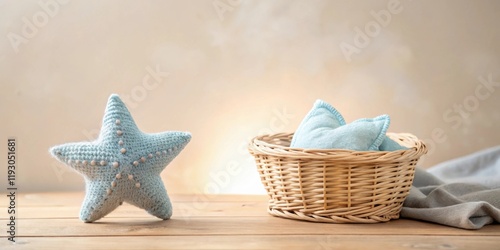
[{"x1": 248, "y1": 132, "x2": 427, "y2": 223}]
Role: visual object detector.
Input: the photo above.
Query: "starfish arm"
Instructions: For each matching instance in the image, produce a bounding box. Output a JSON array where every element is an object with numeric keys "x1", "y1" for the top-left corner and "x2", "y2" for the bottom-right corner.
[
  {"x1": 130, "y1": 132, "x2": 191, "y2": 175},
  {"x1": 126, "y1": 176, "x2": 173, "y2": 220},
  {"x1": 80, "y1": 180, "x2": 122, "y2": 222},
  {"x1": 50, "y1": 142, "x2": 119, "y2": 178},
  {"x1": 99, "y1": 94, "x2": 141, "y2": 142}
]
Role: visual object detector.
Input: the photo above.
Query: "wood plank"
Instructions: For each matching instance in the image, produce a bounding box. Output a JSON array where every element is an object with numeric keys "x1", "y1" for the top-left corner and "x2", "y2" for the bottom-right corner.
[
  {"x1": 8, "y1": 217, "x2": 500, "y2": 237},
  {"x1": 2, "y1": 235, "x2": 499, "y2": 250},
  {"x1": 9, "y1": 201, "x2": 269, "y2": 219},
  {"x1": 0, "y1": 192, "x2": 270, "y2": 219},
  {"x1": 0, "y1": 192, "x2": 268, "y2": 207}
]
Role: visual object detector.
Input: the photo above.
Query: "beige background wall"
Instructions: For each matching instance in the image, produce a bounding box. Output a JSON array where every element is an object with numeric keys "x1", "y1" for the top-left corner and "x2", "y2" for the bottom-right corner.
[{"x1": 1, "y1": 0, "x2": 499, "y2": 194}]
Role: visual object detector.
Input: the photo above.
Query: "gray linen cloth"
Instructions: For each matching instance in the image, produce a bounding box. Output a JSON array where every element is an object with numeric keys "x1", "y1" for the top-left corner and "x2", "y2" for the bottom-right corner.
[{"x1": 401, "y1": 145, "x2": 500, "y2": 229}]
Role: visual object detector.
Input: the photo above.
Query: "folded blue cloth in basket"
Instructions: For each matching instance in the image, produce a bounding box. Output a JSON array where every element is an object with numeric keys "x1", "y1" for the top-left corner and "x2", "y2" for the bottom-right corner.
[{"x1": 290, "y1": 100, "x2": 406, "y2": 151}]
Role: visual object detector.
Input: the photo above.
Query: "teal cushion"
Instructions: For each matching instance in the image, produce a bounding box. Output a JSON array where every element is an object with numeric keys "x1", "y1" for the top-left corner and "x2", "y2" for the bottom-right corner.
[
  {"x1": 290, "y1": 100, "x2": 407, "y2": 151},
  {"x1": 379, "y1": 136, "x2": 406, "y2": 151}
]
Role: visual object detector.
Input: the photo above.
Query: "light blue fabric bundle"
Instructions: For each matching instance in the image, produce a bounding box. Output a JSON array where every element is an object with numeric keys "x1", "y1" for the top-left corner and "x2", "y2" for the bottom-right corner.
[
  {"x1": 50, "y1": 94, "x2": 191, "y2": 222},
  {"x1": 290, "y1": 100, "x2": 406, "y2": 151}
]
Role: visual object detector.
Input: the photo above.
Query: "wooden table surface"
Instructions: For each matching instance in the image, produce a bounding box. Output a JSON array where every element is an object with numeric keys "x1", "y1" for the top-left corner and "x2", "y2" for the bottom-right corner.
[{"x1": 1, "y1": 192, "x2": 499, "y2": 249}]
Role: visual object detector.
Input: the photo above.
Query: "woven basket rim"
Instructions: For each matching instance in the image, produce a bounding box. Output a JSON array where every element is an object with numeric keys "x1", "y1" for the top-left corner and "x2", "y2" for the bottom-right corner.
[{"x1": 248, "y1": 132, "x2": 427, "y2": 163}]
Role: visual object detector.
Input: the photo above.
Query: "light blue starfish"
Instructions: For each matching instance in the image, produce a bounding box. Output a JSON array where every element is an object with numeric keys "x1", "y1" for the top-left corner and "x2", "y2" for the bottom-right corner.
[{"x1": 50, "y1": 94, "x2": 191, "y2": 222}]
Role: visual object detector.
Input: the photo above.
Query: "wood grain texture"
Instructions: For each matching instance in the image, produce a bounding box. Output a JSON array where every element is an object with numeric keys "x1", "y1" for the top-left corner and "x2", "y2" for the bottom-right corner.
[
  {"x1": 4, "y1": 236, "x2": 500, "y2": 250},
  {"x1": 0, "y1": 192, "x2": 499, "y2": 249}
]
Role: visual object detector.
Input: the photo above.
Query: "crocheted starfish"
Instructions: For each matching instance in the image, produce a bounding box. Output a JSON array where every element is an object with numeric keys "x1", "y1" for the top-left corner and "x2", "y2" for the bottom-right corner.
[{"x1": 50, "y1": 94, "x2": 191, "y2": 222}]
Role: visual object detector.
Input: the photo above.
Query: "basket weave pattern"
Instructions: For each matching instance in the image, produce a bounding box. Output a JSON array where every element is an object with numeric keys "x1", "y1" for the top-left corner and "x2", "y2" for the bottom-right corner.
[{"x1": 248, "y1": 132, "x2": 427, "y2": 223}]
